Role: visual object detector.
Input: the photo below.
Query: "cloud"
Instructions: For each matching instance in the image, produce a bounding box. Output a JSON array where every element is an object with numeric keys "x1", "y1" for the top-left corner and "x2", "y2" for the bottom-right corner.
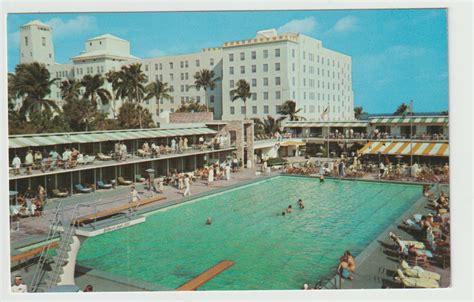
[
  {"x1": 277, "y1": 17, "x2": 317, "y2": 35},
  {"x1": 146, "y1": 48, "x2": 167, "y2": 58},
  {"x1": 45, "y1": 15, "x2": 97, "y2": 38},
  {"x1": 334, "y1": 16, "x2": 359, "y2": 33},
  {"x1": 387, "y1": 45, "x2": 427, "y2": 58}
]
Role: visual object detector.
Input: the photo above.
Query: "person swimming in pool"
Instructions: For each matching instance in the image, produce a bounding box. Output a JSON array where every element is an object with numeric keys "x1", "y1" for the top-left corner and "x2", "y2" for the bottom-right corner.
[
  {"x1": 206, "y1": 217, "x2": 212, "y2": 225},
  {"x1": 297, "y1": 199, "x2": 305, "y2": 209},
  {"x1": 320, "y1": 175, "x2": 325, "y2": 183},
  {"x1": 286, "y1": 205, "x2": 293, "y2": 213}
]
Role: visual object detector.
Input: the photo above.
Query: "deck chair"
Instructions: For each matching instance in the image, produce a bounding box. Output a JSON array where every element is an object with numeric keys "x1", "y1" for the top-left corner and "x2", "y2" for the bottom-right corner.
[
  {"x1": 117, "y1": 176, "x2": 133, "y2": 185},
  {"x1": 74, "y1": 184, "x2": 92, "y2": 193},
  {"x1": 400, "y1": 260, "x2": 441, "y2": 281},
  {"x1": 52, "y1": 189, "x2": 69, "y2": 198},
  {"x1": 396, "y1": 269, "x2": 439, "y2": 288},
  {"x1": 85, "y1": 155, "x2": 96, "y2": 164},
  {"x1": 97, "y1": 152, "x2": 112, "y2": 161},
  {"x1": 135, "y1": 174, "x2": 145, "y2": 182},
  {"x1": 389, "y1": 232, "x2": 426, "y2": 249},
  {"x1": 97, "y1": 180, "x2": 112, "y2": 189}
]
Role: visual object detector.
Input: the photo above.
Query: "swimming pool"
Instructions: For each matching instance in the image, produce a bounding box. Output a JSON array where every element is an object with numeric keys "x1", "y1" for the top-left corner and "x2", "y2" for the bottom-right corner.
[{"x1": 77, "y1": 176, "x2": 422, "y2": 290}]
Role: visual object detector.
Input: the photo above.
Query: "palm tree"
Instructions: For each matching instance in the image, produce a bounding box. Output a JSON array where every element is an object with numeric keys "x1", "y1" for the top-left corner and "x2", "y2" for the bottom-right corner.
[
  {"x1": 59, "y1": 79, "x2": 82, "y2": 103},
  {"x1": 230, "y1": 79, "x2": 252, "y2": 120},
  {"x1": 254, "y1": 115, "x2": 284, "y2": 137},
  {"x1": 81, "y1": 74, "x2": 112, "y2": 108},
  {"x1": 177, "y1": 99, "x2": 208, "y2": 112},
  {"x1": 144, "y1": 80, "x2": 173, "y2": 116},
  {"x1": 192, "y1": 69, "x2": 220, "y2": 112},
  {"x1": 354, "y1": 106, "x2": 365, "y2": 120},
  {"x1": 278, "y1": 100, "x2": 306, "y2": 121},
  {"x1": 114, "y1": 63, "x2": 148, "y2": 128},
  {"x1": 394, "y1": 103, "x2": 409, "y2": 116},
  {"x1": 105, "y1": 70, "x2": 120, "y2": 117},
  {"x1": 13, "y1": 62, "x2": 59, "y2": 119}
]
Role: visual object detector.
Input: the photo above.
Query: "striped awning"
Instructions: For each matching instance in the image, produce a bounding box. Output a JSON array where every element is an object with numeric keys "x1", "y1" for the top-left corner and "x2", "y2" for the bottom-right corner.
[
  {"x1": 280, "y1": 141, "x2": 306, "y2": 147},
  {"x1": 9, "y1": 127, "x2": 216, "y2": 149},
  {"x1": 358, "y1": 141, "x2": 449, "y2": 157},
  {"x1": 369, "y1": 117, "x2": 448, "y2": 124},
  {"x1": 285, "y1": 122, "x2": 368, "y2": 128}
]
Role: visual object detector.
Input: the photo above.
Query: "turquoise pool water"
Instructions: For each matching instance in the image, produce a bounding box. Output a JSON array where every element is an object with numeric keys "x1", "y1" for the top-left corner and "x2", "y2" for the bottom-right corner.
[{"x1": 77, "y1": 176, "x2": 422, "y2": 290}]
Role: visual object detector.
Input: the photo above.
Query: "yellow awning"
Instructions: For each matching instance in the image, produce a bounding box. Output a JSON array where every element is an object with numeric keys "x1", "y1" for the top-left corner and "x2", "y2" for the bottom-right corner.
[
  {"x1": 358, "y1": 141, "x2": 449, "y2": 157},
  {"x1": 280, "y1": 141, "x2": 306, "y2": 147}
]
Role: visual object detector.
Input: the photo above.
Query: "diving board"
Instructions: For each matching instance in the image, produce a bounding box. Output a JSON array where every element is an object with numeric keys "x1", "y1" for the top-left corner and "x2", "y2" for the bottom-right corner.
[
  {"x1": 176, "y1": 260, "x2": 235, "y2": 291},
  {"x1": 72, "y1": 195, "x2": 166, "y2": 226},
  {"x1": 11, "y1": 241, "x2": 59, "y2": 263}
]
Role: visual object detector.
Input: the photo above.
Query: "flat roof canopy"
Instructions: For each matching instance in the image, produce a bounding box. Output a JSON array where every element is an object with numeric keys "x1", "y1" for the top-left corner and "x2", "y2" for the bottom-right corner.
[
  {"x1": 369, "y1": 116, "x2": 448, "y2": 125},
  {"x1": 9, "y1": 126, "x2": 217, "y2": 149},
  {"x1": 284, "y1": 121, "x2": 368, "y2": 128}
]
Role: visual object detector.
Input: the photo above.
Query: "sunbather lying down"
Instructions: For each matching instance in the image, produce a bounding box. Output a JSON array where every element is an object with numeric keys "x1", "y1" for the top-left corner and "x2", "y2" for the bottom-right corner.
[
  {"x1": 396, "y1": 269, "x2": 439, "y2": 288},
  {"x1": 389, "y1": 232, "x2": 425, "y2": 249},
  {"x1": 399, "y1": 260, "x2": 441, "y2": 281}
]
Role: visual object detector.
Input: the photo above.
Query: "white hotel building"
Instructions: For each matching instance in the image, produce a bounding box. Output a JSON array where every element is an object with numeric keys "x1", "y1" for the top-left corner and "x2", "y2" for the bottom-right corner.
[{"x1": 18, "y1": 21, "x2": 354, "y2": 123}]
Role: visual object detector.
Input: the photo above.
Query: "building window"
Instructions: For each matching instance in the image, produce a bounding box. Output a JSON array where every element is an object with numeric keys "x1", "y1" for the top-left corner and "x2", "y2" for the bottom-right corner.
[
  {"x1": 210, "y1": 58, "x2": 214, "y2": 66},
  {"x1": 252, "y1": 93, "x2": 257, "y2": 101},
  {"x1": 41, "y1": 37, "x2": 46, "y2": 46},
  {"x1": 263, "y1": 49, "x2": 268, "y2": 58},
  {"x1": 264, "y1": 105, "x2": 269, "y2": 114},
  {"x1": 159, "y1": 63, "x2": 163, "y2": 70},
  {"x1": 275, "y1": 91, "x2": 281, "y2": 99},
  {"x1": 230, "y1": 80, "x2": 235, "y2": 88},
  {"x1": 263, "y1": 78, "x2": 268, "y2": 86},
  {"x1": 251, "y1": 51, "x2": 256, "y2": 59},
  {"x1": 293, "y1": 91, "x2": 296, "y2": 99},
  {"x1": 252, "y1": 106, "x2": 257, "y2": 114},
  {"x1": 49, "y1": 53, "x2": 52, "y2": 58},
  {"x1": 24, "y1": 37, "x2": 28, "y2": 46},
  {"x1": 304, "y1": 92, "x2": 306, "y2": 99},
  {"x1": 303, "y1": 51, "x2": 306, "y2": 59},
  {"x1": 210, "y1": 95, "x2": 215, "y2": 103},
  {"x1": 239, "y1": 52, "x2": 244, "y2": 60},
  {"x1": 155, "y1": 64, "x2": 158, "y2": 70},
  {"x1": 252, "y1": 79, "x2": 257, "y2": 87},
  {"x1": 275, "y1": 48, "x2": 280, "y2": 57},
  {"x1": 252, "y1": 65, "x2": 257, "y2": 73},
  {"x1": 180, "y1": 61, "x2": 184, "y2": 68},
  {"x1": 196, "y1": 96, "x2": 201, "y2": 103},
  {"x1": 229, "y1": 67, "x2": 234, "y2": 75},
  {"x1": 169, "y1": 62, "x2": 173, "y2": 69},
  {"x1": 292, "y1": 49, "x2": 295, "y2": 58},
  {"x1": 185, "y1": 73, "x2": 189, "y2": 80},
  {"x1": 292, "y1": 63, "x2": 295, "y2": 72},
  {"x1": 275, "y1": 63, "x2": 280, "y2": 71},
  {"x1": 230, "y1": 106, "x2": 235, "y2": 114},
  {"x1": 264, "y1": 92, "x2": 269, "y2": 100},
  {"x1": 263, "y1": 64, "x2": 268, "y2": 72},
  {"x1": 196, "y1": 60, "x2": 200, "y2": 67},
  {"x1": 240, "y1": 66, "x2": 245, "y2": 74},
  {"x1": 241, "y1": 106, "x2": 246, "y2": 114},
  {"x1": 275, "y1": 77, "x2": 281, "y2": 85},
  {"x1": 229, "y1": 54, "x2": 234, "y2": 62},
  {"x1": 185, "y1": 61, "x2": 189, "y2": 68}
]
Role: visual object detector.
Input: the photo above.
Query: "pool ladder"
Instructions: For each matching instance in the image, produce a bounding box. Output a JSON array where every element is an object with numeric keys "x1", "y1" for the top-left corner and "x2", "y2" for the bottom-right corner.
[{"x1": 30, "y1": 203, "x2": 81, "y2": 292}]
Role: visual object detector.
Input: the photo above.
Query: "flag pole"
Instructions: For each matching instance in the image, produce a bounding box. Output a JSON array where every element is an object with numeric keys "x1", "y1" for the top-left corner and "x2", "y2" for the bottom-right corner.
[{"x1": 409, "y1": 100, "x2": 414, "y2": 168}]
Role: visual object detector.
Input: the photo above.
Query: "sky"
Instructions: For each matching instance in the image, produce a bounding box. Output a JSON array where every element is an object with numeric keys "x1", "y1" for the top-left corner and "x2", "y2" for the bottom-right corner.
[{"x1": 7, "y1": 9, "x2": 448, "y2": 114}]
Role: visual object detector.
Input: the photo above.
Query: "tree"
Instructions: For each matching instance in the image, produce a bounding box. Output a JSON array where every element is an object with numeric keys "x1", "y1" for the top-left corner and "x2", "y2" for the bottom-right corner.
[
  {"x1": 440, "y1": 110, "x2": 448, "y2": 116},
  {"x1": 62, "y1": 98, "x2": 98, "y2": 132},
  {"x1": 278, "y1": 100, "x2": 306, "y2": 121},
  {"x1": 394, "y1": 103, "x2": 409, "y2": 116},
  {"x1": 13, "y1": 62, "x2": 59, "y2": 119},
  {"x1": 117, "y1": 102, "x2": 154, "y2": 129},
  {"x1": 114, "y1": 63, "x2": 148, "y2": 128},
  {"x1": 176, "y1": 99, "x2": 208, "y2": 112},
  {"x1": 230, "y1": 79, "x2": 252, "y2": 120},
  {"x1": 145, "y1": 80, "x2": 173, "y2": 116},
  {"x1": 105, "y1": 70, "x2": 121, "y2": 117},
  {"x1": 192, "y1": 69, "x2": 220, "y2": 112},
  {"x1": 59, "y1": 79, "x2": 82, "y2": 103},
  {"x1": 353, "y1": 106, "x2": 365, "y2": 120},
  {"x1": 254, "y1": 115, "x2": 284, "y2": 137},
  {"x1": 81, "y1": 74, "x2": 112, "y2": 108}
]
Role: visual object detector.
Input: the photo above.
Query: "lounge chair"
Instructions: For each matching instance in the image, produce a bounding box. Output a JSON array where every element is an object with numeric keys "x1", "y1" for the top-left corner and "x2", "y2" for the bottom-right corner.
[
  {"x1": 97, "y1": 180, "x2": 112, "y2": 189},
  {"x1": 135, "y1": 174, "x2": 145, "y2": 182},
  {"x1": 396, "y1": 269, "x2": 439, "y2": 288},
  {"x1": 400, "y1": 260, "x2": 441, "y2": 281},
  {"x1": 52, "y1": 189, "x2": 69, "y2": 198},
  {"x1": 84, "y1": 155, "x2": 95, "y2": 164},
  {"x1": 117, "y1": 176, "x2": 133, "y2": 186},
  {"x1": 97, "y1": 153, "x2": 112, "y2": 161},
  {"x1": 74, "y1": 184, "x2": 92, "y2": 193},
  {"x1": 404, "y1": 219, "x2": 423, "y2": 231},
  {"x1": 389, "y1": 232, "x2": 426, "y2": 249}
]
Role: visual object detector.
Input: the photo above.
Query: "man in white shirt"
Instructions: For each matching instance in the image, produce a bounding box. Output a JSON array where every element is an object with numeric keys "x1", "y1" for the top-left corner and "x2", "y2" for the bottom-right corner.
[
  {"x1": 12, "y1": 154, "x2": 21, "y2": 175},
  {"x1": 11, "y1": 276, "x2": 27, "y2": 293}
]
